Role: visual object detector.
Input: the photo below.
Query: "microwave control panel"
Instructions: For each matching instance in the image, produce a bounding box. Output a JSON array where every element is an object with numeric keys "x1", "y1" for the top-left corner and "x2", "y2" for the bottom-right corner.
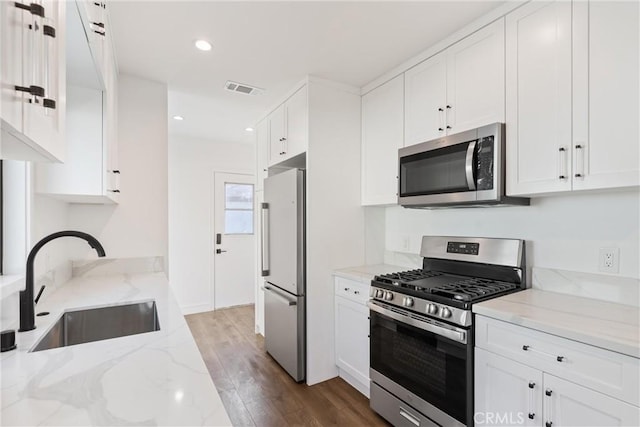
[{"x1": 476, "y1": 136, "x2": 494, "y2": 190}]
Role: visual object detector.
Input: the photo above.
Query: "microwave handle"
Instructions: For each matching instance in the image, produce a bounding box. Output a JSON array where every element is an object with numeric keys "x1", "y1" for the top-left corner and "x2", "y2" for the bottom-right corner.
[{"x1": 465, "y1": 140, "x2": 477, "y2": 190}]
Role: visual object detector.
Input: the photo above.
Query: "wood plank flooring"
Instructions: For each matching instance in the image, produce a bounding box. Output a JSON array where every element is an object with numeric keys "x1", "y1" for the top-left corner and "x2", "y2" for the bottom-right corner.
[{"x1": 186, "y1": 305, "x2": 390, "y2": 427}]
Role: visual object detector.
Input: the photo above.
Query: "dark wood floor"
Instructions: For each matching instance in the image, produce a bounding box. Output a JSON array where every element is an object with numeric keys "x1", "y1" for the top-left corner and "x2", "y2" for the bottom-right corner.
[{"x1": 186, "y1": 305, "x2": 389, "y2": 426}]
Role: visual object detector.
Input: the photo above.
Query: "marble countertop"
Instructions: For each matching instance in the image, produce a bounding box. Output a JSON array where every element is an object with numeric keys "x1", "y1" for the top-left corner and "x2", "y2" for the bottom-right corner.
[
  {"x1": 473, "y1": 289, "x2": 640, "y2": 358},
  {"x1": 333, "y1": 264, "x2": 406, "y2": 284},
  {"x1": 0, "y1": 272, "x2": 231, "y2": 426}
]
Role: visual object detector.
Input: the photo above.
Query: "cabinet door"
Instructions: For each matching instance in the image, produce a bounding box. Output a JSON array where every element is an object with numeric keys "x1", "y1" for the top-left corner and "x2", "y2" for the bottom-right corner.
[
  {"x1": 22, "y1": 0, "x2": 65, "y2": 162},
  {"x1": 361, "y1": 75, "x2": 404, "y2": 205},
  {"x1": 104, "y1": 32, "x2": 119, "y2": 201},
  {"x1": 505, "y1": 1, "x2": 572, "y2": 196},
  {"x1": 446, "y1": 18, "x2": 505, "y2": 135},
  {"x1": 256, "y1": 119, "x2": 269, "y2": 191},
  {"x1": 543, "y1": 374, "x2": 640, "y2": 427},
  {"x1": 475, "y1": 348, "x2": 543, "y2": 427},
  {"x1": 283, "y1": 85, "x2": 307, "y2": 160},
  {"x1": 572, "y1": 1, "x2": 639, "y2": 191},
  {"x1": 268, "y1": 105, "x2": 285, "y2": 165},
  {"x1": 335, "y1": 295, "x2": 370, "y2": 391},
  {"x1": 1, "y1": 0, "x2": 25, "y2": 133},
  {"x1": 404, "y1": 51, "x2": 447, "y2": 146}
]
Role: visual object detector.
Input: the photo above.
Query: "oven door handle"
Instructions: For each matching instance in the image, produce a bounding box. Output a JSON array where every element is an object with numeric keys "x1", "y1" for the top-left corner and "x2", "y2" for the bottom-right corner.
[
  {"x1": 368, "y1": 301, "x2": 467, "y2": 344},
  {"x1": 465, "y1": 140, "x2": 477, "y2": 190}
]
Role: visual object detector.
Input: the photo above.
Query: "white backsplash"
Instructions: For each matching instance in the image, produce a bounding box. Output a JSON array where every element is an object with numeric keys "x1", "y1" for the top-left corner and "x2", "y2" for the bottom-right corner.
[
  {"x1": 532, "y1": 267, "x2": 640, "y2": 307},
  {"x1": 72, "y1": 256, "x2": 165, "y2": 278}
]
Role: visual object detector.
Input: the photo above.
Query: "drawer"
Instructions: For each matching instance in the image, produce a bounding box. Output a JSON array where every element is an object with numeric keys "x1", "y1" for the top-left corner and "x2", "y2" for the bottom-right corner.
[
  {"x1": 334, "y1": 276, "x2": 369, "y2": 305},
  {"x1": 370, "y1": 383, "x2": 439, "y2": 427},
  {"x1": 476, "y1": 316, "x2": 640, "y2": 406}
]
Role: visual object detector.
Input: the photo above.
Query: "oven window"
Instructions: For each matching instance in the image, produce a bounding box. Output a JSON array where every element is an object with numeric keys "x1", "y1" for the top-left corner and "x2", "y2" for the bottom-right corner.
[
  {"x1": 370, "y1": 310, "x2": 468, "y2": 424},
  {"x1": 400, "y1": 141, "x2": 473, "y2": 196}
]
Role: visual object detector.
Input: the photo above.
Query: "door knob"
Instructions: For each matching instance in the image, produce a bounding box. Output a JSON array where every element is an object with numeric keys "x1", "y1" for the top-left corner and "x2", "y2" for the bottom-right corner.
[{"x1": 216, "y1": 249, "x2": 227, "y2": 254}]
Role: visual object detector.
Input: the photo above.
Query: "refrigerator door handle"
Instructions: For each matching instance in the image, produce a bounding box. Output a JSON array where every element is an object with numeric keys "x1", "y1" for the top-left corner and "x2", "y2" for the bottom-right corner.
[
  {"x1": 261, "y1": 203, "x2": 270, "y2": 276},
  {"x1": 262, "y1": 285, "x2": 297, "y2": 306}
]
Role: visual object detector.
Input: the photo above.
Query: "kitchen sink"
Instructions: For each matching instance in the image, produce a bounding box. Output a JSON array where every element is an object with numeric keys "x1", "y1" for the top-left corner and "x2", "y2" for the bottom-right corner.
[{"x1": 30, "y1": 301, "x2": 160, "y2": 352}]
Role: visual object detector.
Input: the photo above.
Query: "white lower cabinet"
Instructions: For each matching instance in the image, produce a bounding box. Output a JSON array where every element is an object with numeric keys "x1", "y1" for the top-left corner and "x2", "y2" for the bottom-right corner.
[
  {"x1": 334, "y1": 276, "x2": 370, "y2": 397},
  {"x1": 475, "y1": 316, "x2": 640, "y2": 427}
]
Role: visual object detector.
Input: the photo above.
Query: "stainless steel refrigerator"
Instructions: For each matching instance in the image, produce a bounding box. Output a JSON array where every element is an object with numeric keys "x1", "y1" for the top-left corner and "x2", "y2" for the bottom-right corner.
[{"x1": 261, "y1": 168, "x2": 305, "y2": 382}]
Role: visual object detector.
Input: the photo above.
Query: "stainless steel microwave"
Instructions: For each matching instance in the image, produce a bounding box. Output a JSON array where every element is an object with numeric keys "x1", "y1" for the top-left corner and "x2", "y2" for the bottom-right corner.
[{"x1": 398, "y1": 123, "x2": 529, "y2": 208}]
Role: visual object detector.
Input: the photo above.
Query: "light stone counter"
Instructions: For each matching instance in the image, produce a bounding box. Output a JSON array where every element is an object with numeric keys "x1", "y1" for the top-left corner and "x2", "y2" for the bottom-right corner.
[
  {"x1": 333, "y1": 264, "x2": 407, "y2": 284},
  {"x1": 0, "y1": 271, "x2": 232, "y2": 426},
  {"x1": 473, "y1": 289, "x2": 640, "y2": 358}
]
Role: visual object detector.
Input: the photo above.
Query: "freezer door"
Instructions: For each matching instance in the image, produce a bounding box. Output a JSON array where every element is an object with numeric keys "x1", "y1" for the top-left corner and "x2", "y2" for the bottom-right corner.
[
  {"x1": 263, "y1": 284, "x2": 305, "y2": 382},
  {"x1": 263, "y1": 169, "x2": 305, "y2": 296}
]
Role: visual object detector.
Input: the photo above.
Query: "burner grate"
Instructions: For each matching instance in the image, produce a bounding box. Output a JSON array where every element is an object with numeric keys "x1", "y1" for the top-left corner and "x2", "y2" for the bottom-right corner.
[
  {"x1": 375, "y1": 270, "x2": 443, "y2": 288},
  {"x1": 430, "y1": 278, "x2": 516, "y2": 302}
]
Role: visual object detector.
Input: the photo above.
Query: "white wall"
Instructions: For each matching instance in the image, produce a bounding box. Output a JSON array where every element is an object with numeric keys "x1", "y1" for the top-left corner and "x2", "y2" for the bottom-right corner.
[
  {"x1": 68, "y1": 74, "x2": 168, "y2": 263},
  {"x1": 168, "y1": 135, "x2": 254, "y2": 314},
  {"x1": 384, "y1": 190, "x2": 640, "y2": 279}
]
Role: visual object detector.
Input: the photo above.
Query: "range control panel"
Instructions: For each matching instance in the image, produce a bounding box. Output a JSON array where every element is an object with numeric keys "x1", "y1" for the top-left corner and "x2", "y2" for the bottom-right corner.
[{"x1": 447, "y1": 242, "x2": 479, "y2": 255}]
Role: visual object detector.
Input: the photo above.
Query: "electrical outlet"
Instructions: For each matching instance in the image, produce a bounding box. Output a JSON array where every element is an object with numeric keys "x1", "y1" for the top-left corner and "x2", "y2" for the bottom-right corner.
[{"x1": 598, "y1": 247, "x2": 619, "y2": 273}]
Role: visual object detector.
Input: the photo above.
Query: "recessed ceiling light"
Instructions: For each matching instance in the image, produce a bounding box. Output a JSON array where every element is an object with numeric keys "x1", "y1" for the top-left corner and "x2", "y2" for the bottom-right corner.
[
  {"x1": 195, "y1": 39, "x2": 212, "y2": 51},
  {"x1": 245, "y1": 127, "x2": 254, "y2": 132},
  {"x1": 172, "y1": 115, "x2": 184, "y2": 121}
]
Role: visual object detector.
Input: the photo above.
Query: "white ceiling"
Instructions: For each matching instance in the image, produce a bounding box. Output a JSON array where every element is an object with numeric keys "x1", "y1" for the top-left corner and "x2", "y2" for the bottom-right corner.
[{"x1": 109, "y1": 1, "x2": 504, "y2": 144}]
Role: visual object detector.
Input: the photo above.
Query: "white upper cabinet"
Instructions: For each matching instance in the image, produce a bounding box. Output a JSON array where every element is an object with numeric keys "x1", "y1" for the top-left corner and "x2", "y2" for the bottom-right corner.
[
  {"x1": 361, "y1": 75, "x2": 404, "y2": 205},
  {"x1": 404, "y1": 18, "x2": 505, "y2": 147},
  {"x1": 572, "y1": 1, "x2": 639, "y2": 191},
  {"x1": 256, "y1": 118, "x2": 269, "y2": 191},
  {"x1": 1, "y1": 0, "x2": 66, "y2": 162},
  {"x1": 36, "y1": 0, "x2": 119, "y2": 204},
  {"x1": 268, "y1": 85, "x2": 308, "y2": 166},
  {"x1": 506, "y1": 1, "x2": 573, "y2": 196},
  {"x1": 507, "y1": 0, "x2": 639, "y2": 196},
  {"x1": 404, "y1": 52, "x2": 447, "y2": 146},
  {"x1": 446, "y1": 18, "x2": 505, "y2": 135},
  {"x1": 285, "y1": 85, "x2": 308, "y2": 160}
]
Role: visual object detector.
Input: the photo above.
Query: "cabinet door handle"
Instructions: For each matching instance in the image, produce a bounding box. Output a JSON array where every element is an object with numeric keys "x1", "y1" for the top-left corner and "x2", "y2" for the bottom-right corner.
[
  {"x1": 15, "y1": 2, "x2": 45, "y2": 17},
  {"x1": 438, "y1": 107, "x2": 445, "y2": 132},
  {"x1": 558, "y1": 147, "x2": 568, "y2": 179},
  {"x1": 527, "y1": 381, "x2": 535, "y2": 420},
  {"x1": 108, "y1": 189, "x2": 120, "y2": 193},
  {"x1": 574, "y1": 144, "x2": 585, "y2": 178}
]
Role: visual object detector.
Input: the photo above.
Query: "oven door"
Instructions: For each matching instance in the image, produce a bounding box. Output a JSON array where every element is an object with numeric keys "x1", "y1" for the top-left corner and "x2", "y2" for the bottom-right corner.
[{"x1": 369, "y1": 301, "x2": 472, "y2": 426}]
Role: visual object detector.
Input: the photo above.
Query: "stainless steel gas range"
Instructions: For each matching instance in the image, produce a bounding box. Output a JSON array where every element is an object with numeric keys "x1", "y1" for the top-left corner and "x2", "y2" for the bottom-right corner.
[{"x1": 368, "y1": 236, "x2": 526, "y2": 427}]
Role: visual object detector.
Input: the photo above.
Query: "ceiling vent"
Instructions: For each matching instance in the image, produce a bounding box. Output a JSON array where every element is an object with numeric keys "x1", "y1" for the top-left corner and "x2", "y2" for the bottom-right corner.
[{"x1": 224, "y1": 81, "x2": 264, "y2": 95}]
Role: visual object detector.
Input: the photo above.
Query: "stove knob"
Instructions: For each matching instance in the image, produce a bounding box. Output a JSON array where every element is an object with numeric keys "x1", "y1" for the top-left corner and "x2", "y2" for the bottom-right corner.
[
  {"x1": 384, "y1": 291, "x2": 394, "y2": 301},
  {"x1": 427, "y1": 303, "x2": 438, "y2": 315},
  {"x1": 376, "y1": 289, "x2": 384, "y2": 299},
  {"x1": 441, "y1": 307, "x2": 452, "y2": 319},
  {"x1": 404, "y1": 297, "x2": 414, "y2": 307},
  {"x1": 369, "y1": 288, "x2": 376, "y2": 297}
]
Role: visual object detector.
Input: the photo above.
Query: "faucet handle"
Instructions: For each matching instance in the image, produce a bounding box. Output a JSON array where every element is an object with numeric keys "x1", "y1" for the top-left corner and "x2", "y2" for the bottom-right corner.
[{"x1": 34, "y1": 285, "x2": 46, "y2": 305}]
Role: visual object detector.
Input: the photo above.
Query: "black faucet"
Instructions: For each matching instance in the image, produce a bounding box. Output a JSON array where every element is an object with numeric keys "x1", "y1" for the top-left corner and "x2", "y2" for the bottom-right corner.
[{"x1": 19, "y1": 231, "x2": 106, "y2": 332}]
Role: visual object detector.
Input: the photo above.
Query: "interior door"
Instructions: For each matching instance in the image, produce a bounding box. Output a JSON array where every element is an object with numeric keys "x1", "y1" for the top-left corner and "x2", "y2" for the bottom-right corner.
[{"x1": 213, "y1": 172, "x2": 256, "y2": 309}]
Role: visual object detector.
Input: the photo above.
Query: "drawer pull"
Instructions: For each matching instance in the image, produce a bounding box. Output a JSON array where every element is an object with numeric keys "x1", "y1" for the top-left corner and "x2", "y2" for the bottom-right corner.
[
  {"x1": 522, "y1": 345, "x2": 530, "y2": 351},
  {"x1": 354, "y1": 290, "x2": 360, "y2": 295},
  {"x1": 546, "y1": 423, "x2": 553, "y2": 427},
  {"x1": 528, "y1": 381, "x2": 535, "y2": 389},
  {"x1": 344, "y1": 287, "x2": 349, "y2": 291},
  {"x1": 528, "y1": 413, "x2": 535, "y2": 420},
  {"x1": 545, "y1": 389, "x2": 553, "y2": 397},
  {"x1": 556, "y1": 356, "x2": 564, "y2": 362}
]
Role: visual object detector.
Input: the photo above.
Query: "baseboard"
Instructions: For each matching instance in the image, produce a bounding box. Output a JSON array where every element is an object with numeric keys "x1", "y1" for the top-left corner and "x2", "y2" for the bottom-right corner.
[{"x1": 181, "y1": 303, "x2": 212, "y2": 315}]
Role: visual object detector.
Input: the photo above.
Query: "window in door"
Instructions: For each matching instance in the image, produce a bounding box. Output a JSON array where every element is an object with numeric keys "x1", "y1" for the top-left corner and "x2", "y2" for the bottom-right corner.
[{"x1": 224, "y1": 183, "x2": 254, "y2": 234}]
